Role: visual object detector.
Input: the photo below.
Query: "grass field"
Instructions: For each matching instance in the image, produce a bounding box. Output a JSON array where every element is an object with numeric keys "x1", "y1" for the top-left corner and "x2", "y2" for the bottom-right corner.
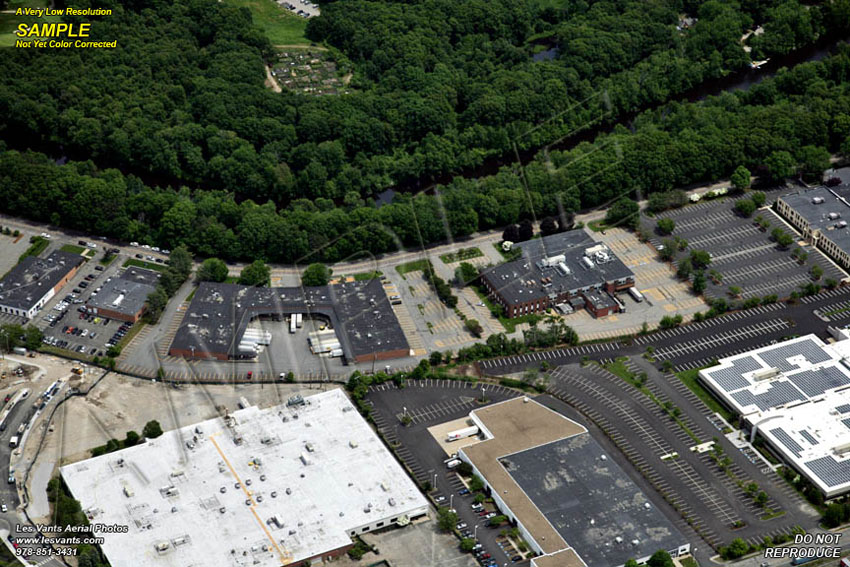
[
  {"x1": 226, "y1": 0, "x2": 307, "y2": 45},
  {"x1": 17, "y1": 236, "x2": 49, "y2": 263},
  {"x1": 123, "y1": 259, "x2": 165, "y2": 272},
  {"x1": 352, "y1": 270, "x2": 382, "y2": 281},
  {"x1": 395, "y1": 259, "x2": 431, "y2": 279},
  {"x1": 60, "y1": 244, "x2": 86, "y2": 255},
  {"x1": 0, "y1": 0, "x2": 61, "y2": 47},
  {"x1": 440, "y1": 247, "x2": 483, "y2": 264}
]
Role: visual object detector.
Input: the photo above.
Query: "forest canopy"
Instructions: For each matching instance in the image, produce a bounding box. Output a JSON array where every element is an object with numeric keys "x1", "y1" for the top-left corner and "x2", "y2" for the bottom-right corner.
[
  {"x1": 1, "y1": 0, "x2": 846, "y2": 209},
  {"x1": 2, "y1": 44, "x2": 850, "y2": 264}
]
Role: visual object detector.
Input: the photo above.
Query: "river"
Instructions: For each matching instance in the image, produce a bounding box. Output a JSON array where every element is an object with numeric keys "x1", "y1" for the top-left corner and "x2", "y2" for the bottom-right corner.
[{"x1": 388, "y1": 35, "x2": 847, "y2": 197}]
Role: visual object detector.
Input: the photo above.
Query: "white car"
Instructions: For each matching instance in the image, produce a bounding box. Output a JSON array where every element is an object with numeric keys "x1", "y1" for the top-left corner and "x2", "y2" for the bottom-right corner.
[
  {"x1": 40, "y1": 232, "x2": 51, "y2": 239},
  {"x1": 130, "y1": 241, "x2": 139, "y2": 247},
  {"x1": 152, "y1": 246, "x2": 161, "y2": 252},
  {"x1": 1, "y1": 504, "x2": 7, "y2": 512}
]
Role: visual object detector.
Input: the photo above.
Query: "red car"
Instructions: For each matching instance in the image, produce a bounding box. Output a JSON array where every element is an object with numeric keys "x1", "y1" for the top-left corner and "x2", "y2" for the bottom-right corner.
[{"x1": 246, "y1": 371, "x2": 253, "y2": 380}]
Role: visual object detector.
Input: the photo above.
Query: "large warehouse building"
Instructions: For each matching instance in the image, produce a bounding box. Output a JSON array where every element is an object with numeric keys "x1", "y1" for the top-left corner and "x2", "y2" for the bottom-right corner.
[
  {"x1": 457, "y1": 397, "x2": 690, "y2": 567},
  {"x1": 0, "y1": 250, "x2": 83, "y2": 319},
  {"x1": 169, "y1": 279, "x2": 410, "y2": 364},
  {"x1": 85, "y1": 267, "x2": 159, "y2": 322},
  {"x1": 699, "y1": 335, "x2": 850, "y2": 498},
  {"x1": 61, "y1": 389, "x2": 429, "y2": 567},
  {"x1": 776, "y1": 181, "x2": 850, "y2": 271},
  {"x1": 480, "y1": 231, "x2": 635, "y2": 318}
]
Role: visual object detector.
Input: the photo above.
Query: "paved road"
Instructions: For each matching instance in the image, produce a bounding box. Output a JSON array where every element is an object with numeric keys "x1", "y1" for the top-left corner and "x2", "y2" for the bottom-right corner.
[{"x1": 0, "y1": 383, "x2": 67, "y2": 567}]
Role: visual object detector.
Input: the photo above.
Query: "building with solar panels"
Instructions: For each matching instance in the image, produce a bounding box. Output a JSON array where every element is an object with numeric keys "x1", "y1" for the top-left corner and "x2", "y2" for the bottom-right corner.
[{"x1": 699, "y1": 335, "x2": 850, "y2": 498}]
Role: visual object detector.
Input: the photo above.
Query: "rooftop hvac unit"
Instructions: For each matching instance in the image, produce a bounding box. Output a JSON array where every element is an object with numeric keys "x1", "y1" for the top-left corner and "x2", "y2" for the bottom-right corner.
[
  {"x1": 582, "y1": 256, "x2": 594, "y2": 269},
  {"x1": 752, "y1": 367, "x2": 781, "y2": 381},
  {"x1": 829, "y1": 212, "x2": 841, "y2": 220},
  {"x1": 555, "y1": 262, "x2": 570, "y2": 276},
  {"x1": 585, "y1": 244, "x2": 607, "y2": 257},
  {"x1": 838, "y1": 221, "x2": 848, "y2": 228},
  {"x1": 813, "y1": 197, "x2": 825, "y2": 204},
  {"x1": 540, "y1": 254, "x2": 566, "y2": 268}
]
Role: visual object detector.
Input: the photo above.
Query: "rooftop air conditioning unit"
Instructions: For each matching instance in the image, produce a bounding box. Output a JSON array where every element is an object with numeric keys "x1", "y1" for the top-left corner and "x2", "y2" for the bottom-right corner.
[{"x1": 813, "y1": 197, "x2": 825, "y2": 204}]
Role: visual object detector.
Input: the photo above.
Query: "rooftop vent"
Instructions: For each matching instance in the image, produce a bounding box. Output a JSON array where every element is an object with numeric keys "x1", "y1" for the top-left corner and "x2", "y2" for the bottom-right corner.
[{"x1": 813, "y1": 197, "x2": 825, "y2": 204}]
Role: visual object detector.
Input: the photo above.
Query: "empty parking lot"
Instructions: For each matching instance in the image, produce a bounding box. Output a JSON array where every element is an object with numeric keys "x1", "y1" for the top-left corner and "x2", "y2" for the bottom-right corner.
[{"x1": 651, "y1": 199, "x2": 844, "y2": 300}]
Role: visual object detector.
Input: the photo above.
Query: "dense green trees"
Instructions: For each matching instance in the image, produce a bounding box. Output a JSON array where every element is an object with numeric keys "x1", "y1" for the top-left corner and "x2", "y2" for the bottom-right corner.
[
  {"x1": 239, "y1": 260, "x2": 271, "y2": 286},
  {"x1": 302, "y1": 263, "x2": 332, "y2": 286},
  {"x1": 656, "y1": 218, "x2": 675, "y2": 235},
  {"x1": 0, "y1": 0, "x2": 839, "y2": 212},
  {"x1": 1, "y1": 42, "x2": 849, "y2": 265},
  {"x1": 197, "y1": 258, "x2": 229, "y2": 283}
]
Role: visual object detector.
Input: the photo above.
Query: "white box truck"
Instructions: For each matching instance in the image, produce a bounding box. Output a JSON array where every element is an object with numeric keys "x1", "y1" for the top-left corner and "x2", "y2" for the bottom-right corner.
[
  {"x1": 289, "y1": 317, "x2": 297, "y2": 334},
  {"x1": 9, "y1": 436, "x2": 18, "y2": 448},
  {"x1": 446, "y1": 426, "x2": 479, "y2": 442},
  {"x1": 628, "y1": 287, "x2": 644, "y2": 303},
  {"x1": 295, "y1": 313, "x2": 303, "y2": 328}
]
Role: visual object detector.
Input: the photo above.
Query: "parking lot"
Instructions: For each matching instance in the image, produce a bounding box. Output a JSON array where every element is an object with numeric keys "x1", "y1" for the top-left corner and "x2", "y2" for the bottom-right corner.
[
  {"x1": 650, "y1": 199, "x2": 844, "y2": 300},
  {"x1": 546, "y1": 362, "x2": 816, "y2": 553},
  {"x1": 278, "y1": 0, "x2": 319, "y2": 19},
  {"x1": 365, "y1": 381, "x2": 523, "y2": 567},
  {"x1": 35, "y1": 250, "x2": 139, "y2": 358}
]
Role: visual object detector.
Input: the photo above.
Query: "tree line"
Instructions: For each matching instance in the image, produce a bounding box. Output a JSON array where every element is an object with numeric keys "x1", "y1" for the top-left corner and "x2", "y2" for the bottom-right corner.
[
  {"x1": 0, "y1": 0, "x2": 847, "y2": 210},
  {"x1": 2, "y1": 45, "x2": 850, "y2": 263}
]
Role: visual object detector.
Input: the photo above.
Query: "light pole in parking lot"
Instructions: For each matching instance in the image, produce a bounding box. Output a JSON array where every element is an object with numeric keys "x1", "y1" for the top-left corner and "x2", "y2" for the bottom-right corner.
[
  {"x1": 449, "y1": 494, "x2": 453, "y2": 511},
  {"x1": 474, "y1": 523, "x2": 479, "y2": 540},
  {"x1": 433, "y1": 472, "x2": 437, "y2": 488}
]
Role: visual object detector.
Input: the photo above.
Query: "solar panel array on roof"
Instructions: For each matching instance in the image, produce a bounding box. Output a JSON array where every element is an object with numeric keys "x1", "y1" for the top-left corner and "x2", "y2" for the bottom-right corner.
[
  {"x1": 800, "y1": 430, "x2": 819, "y2": 446},
  {"x1": 769, "y1": 428, "x2": 803, "y2": 457},
  {"x1": 705, "y1": 356, "x2": 764, "y2": 392},
  {"x1": 842, "y1": 418, "x2": 850, "y2": 430},
  {"x1": 805, "y1": 456, "x2": 850, "y2": 487},
  {"x1": 837, "y1": 404, "x2": 850, "y2": 414},
  {"x1": 759, "y1": 339, "x2": 831, "y2": 372},
  {"x1": 731, "y1": 381, "x2": 806, "y2": 411},
  {"x1": 788, "y1": 367, "x2": 850, "y2": 397}
]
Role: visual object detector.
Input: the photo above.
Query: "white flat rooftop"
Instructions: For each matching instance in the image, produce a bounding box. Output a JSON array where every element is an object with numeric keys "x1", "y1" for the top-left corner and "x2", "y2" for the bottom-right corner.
[
  {"x1": 60, "y1": 389, "x2": 428, "y2": 567},
  {"x1": 700, "y1": 335, "x2": 850, "y2": 497}
]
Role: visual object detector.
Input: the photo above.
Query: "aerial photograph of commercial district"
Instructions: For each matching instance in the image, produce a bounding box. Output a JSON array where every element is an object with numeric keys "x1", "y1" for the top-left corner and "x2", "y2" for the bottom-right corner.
[{"x1": 2, "y1": 1, "x2": 850, "y2": 567}]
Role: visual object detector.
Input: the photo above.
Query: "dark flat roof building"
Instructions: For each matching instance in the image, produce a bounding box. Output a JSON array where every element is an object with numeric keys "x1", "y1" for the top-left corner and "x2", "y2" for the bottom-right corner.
[
  {"x1": 459, "y1": 398, "x2": 690, "y2": 567},
  {"x1": 169, "y1": 279, "x2": 409, "y2": 364},
  {"x1": 86, "y1": 268, "x2": 158, "y2": 323},
  {"x1": 0, "y1": 250, "x2": 83, "y2": 319},
  {"x1": 481, "y1": 231, "x2": 634, "y2": 318}
]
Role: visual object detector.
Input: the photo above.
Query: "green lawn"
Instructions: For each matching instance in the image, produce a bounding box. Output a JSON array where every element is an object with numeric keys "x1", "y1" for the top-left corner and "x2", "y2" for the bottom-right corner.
[
  {"x1": 587, "y1": 219, "x2": 608, "y2": 232},
  {"x1": 0, "y1": 0, "x2": 60, "y2": 48},
  {"x1": 123, "y1": 259, "x2": 165, "y2": 272},
  {"x1": 675, "y1": 368, "x2": 735, "y2": 422},
  {"x1": 60, "y1": 244, "x2": 86, "y2": 255},
  {"x1": 395, "y1": 259, "x2": 431, "y2": 279},
  {"x1": 352, "y1": 270, "x2": 383, "y2": 281},
  {"x1": 492, "y1": 242, "x2": 521, "y2": 262},
  {"x1": 17, "y1": 236, "x2": 49, "y2": 263},
  {"x1": 440, "y1": 247, "x2": 483, "y2": 264},
  {"x1": 226, "y1": 0, "x2": 307, "y2": 45},
  {"x1": 99, "y1": 253, "x2": 117, "y2": 266}
]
